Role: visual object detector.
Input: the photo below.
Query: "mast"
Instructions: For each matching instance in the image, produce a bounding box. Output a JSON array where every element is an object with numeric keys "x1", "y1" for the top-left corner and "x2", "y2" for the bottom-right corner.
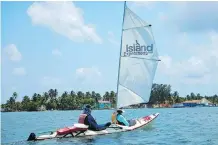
[{"x1": 115, "y1": 1, "x2": 126, "y2": 110}]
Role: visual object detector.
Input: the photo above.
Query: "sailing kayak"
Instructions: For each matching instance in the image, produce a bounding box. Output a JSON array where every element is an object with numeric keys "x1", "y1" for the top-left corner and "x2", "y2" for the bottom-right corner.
[{"x1": 27, "y1": 113, "x2": 159, "y2": 141}]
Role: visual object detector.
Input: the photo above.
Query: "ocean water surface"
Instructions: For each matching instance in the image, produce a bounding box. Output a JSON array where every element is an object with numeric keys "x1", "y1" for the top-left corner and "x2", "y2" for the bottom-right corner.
[{"x1": 1, "y1": 107, "x2": 218, "y2": 145}]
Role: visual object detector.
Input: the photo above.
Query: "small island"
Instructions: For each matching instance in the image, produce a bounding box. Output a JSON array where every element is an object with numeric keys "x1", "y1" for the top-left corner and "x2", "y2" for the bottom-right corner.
[{"x1": 1, "y1": 83, "x2": 218, "y2": 112}]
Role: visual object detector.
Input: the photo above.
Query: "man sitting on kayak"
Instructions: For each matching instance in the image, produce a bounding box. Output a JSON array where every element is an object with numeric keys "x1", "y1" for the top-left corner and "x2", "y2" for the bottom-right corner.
[{"x1": 78, "y1": 104, "x2": 111, "y2": 131}]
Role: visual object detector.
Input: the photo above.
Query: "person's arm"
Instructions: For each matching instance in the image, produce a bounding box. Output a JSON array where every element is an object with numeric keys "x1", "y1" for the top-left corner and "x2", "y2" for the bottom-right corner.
[{"x1": 119, "y1": 115, "x2": 129, "y2": 126}]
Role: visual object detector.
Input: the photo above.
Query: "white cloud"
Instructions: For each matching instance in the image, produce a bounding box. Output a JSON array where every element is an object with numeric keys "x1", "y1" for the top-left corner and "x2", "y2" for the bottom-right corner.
[
  {"x1": 157, "y1": 31, "x2": 218, "y2": 85},
  {"x1": 52, "y1": 49, "x2": 62, "y2": 57},
  {"x1": 27, "y1": 1, "x2": 102, "y2": 44},
  {"x1": 4, "y1": 44, "x2": 22, "y2": 62},
  {"x1": 157, "y1": 55, "x2": 174, "y2": 75},
  {"x1": 108, "y1": 31, "x2": 119, "y2": 46},
  {"x1": 157, "y1": 56, "x2": 211, "y2": 85},
  {"x1": 75, "y1": 67, "x2": 102, "y2": 84},
  {"x1": 41, "y1": 76, "x2": 62, "y2": 87},
  {"x1": 12, "y1": 67, "x2": 26, "y2": 76}
]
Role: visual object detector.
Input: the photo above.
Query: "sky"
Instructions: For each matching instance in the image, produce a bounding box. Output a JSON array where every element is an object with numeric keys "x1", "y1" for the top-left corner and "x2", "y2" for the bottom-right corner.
[{"x1": 1, "y1": 1, "x2": 218, "y2": 103}]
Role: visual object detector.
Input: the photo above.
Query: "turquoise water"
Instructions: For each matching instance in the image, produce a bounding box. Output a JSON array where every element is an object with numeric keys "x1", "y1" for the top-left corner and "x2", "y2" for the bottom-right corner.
[{"x1": 1, "y1": 107, "x2": 218, "y2": 145}]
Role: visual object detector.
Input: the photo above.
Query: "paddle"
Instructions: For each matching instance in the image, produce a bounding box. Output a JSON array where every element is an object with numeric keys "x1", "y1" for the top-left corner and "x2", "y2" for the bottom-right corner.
[
  {"x1": 107, "y1": 126, "x2": 123, "y2": 129},
  {"x1": 108, "y1": 127, "x2": 123, "y2": 129}
]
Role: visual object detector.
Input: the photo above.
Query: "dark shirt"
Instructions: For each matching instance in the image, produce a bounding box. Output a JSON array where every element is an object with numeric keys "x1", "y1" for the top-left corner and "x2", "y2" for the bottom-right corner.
[{"x1": 83, "y1": 108, "x2": 107, "y2": 131}]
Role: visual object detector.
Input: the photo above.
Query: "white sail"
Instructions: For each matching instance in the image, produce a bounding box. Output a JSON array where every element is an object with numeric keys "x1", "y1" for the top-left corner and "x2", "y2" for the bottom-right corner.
[{"x1": 116, "y1": 4, "x2": 160, "y2": 109}]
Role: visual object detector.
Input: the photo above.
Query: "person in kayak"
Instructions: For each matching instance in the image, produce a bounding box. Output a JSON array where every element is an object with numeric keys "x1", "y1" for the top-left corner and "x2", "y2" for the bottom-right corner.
[
  {"x1": 116, "y1": 109, "x2": 130, "y2": 126},
  {"x1": 78, "y1": 104, "x2": 111, "y2": 131},
  {"x1": 112, "y1": 109, "x2": 136, "y2": 126}
]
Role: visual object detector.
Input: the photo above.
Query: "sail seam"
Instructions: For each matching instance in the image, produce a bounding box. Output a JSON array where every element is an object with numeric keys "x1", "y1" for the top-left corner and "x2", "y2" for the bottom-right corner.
[
  {"x1": 121, "y1": 56, "x2": 161, "y2": 61},
  {"x1": 122, "y1": 25, "x2": 151, "y2": 31}
]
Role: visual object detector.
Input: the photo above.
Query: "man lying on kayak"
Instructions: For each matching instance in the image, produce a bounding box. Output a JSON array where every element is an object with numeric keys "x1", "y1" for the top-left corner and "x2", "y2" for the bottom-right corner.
[{"x1": 78, "y1": 104, "x2": 111, "y2": 131}]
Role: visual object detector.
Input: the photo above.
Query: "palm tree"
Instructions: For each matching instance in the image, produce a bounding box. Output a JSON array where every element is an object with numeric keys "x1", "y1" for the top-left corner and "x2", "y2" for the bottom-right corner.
[
  {"x1": 85, "y1": 92, "x2": 91, "y2": 98},
  {"x1": 91, "y1": 91, "x2": 96, "y2": 99},
  {"x1": 12, "y1": 92, "x2": 18, "y2": 111},
  {"x1": 103, "y1": 92, "x2": 110, "y2": 101}
]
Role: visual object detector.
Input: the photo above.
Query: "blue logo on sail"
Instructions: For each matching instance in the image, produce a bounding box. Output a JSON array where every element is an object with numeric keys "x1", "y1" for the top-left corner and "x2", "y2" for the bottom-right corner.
[{"x1": 124, "y1": 40, "x2": 153, "y2": 57}]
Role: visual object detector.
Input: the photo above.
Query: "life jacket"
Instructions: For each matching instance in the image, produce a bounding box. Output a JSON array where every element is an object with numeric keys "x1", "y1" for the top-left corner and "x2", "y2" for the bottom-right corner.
[
  {"x1": 116, "y1": 114, "x2": 126, "y2": 126},
  {"x1": 78, "y1": 114, "x2": 88, "y2": 124},
  {"x1": 111, "y1": 112, "x2": 118, "y2": 124}
]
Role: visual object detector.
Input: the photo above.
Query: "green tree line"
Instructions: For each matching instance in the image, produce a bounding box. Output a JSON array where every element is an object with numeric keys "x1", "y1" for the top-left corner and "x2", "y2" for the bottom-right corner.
[
  {"x1": 1, "y1": 83, "x2": 218, "y2": 112},
  {"x1": 149, "y1": 84, "x2": 218, "y2": 105},
  {"x1": 1, "y1": 89, "x2": 116, "y2": 112}
]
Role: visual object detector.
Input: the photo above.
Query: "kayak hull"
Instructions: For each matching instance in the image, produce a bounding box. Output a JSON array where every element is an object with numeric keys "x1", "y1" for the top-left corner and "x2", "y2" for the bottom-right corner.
[{"x1": 29, "y1": 113, "x2": 159, "y2": 141}]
